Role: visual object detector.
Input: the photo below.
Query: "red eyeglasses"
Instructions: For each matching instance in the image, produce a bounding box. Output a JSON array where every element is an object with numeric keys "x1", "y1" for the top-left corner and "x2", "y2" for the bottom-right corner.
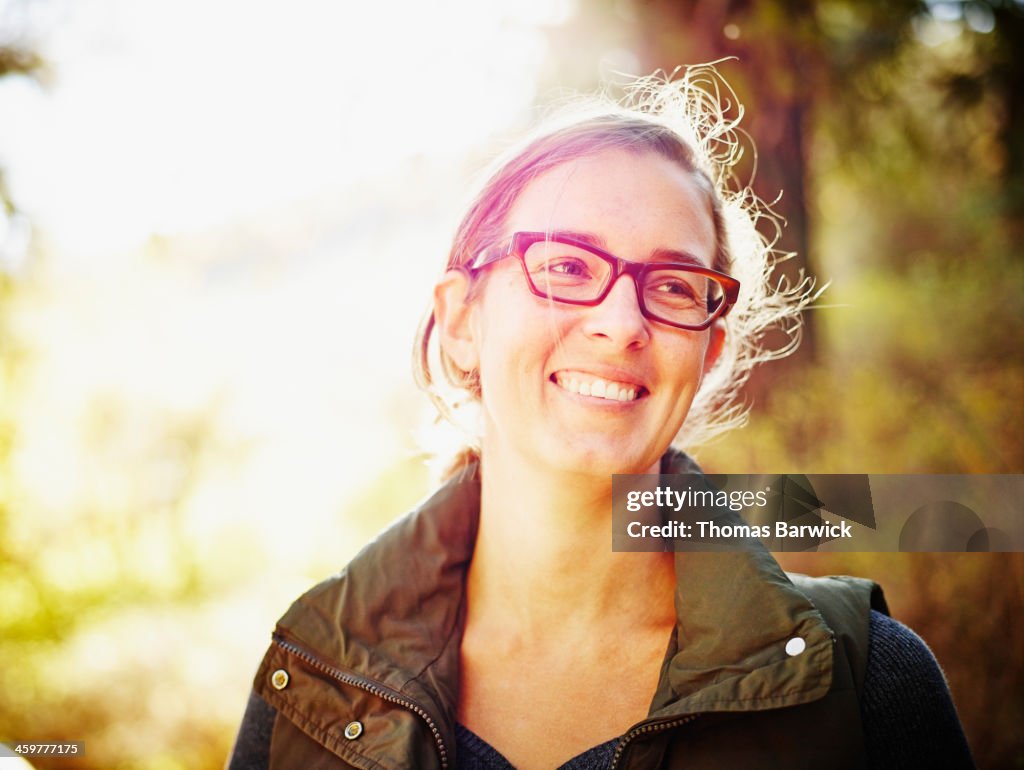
[{"x1": 470, "y1": 232, "x2": 740, "y2": 331}]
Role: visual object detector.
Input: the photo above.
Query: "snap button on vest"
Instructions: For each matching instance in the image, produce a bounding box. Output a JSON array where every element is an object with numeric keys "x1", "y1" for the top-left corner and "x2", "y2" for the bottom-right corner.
[
  {"x1": 344, "y1": 721, "x2": 363, "y2": 740},
  {"x1": 785, "y1": 637, "x2": 806, "y2": 656},
  {"x1": 270, "y1": 669, "x2": 289, "y2": 690}
]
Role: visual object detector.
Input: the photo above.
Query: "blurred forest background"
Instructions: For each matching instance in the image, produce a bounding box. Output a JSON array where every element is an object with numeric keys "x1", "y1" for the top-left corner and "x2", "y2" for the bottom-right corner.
[{"x1": 1, "y1": 0, "x2": 1022, "y2": 768}]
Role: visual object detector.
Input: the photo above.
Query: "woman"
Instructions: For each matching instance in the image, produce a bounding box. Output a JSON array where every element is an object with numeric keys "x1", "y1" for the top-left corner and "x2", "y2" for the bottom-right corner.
[{"x1": 228, "y1": 69, "x2": 973, "y2": 769}]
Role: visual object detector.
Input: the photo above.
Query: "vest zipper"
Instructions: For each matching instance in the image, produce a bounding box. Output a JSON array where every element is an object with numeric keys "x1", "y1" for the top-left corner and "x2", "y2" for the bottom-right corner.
[
  {"x1": 273, "y1": 636, "x2": 449, "y2": 770},
  {"x1": 609, "y1": 713, "x2": 700, "y2": 769}
]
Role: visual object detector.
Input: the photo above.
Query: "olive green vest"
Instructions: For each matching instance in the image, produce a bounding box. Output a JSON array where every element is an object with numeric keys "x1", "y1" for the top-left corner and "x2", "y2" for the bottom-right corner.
[{"x1": 254, "y1": 457, "x2": 886, "y2": 769}]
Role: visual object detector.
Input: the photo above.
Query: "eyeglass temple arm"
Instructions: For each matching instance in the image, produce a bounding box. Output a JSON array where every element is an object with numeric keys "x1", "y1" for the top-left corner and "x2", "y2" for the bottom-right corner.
[{"x1": 468, "y1": 243, "x2": 511, "y2": 272}]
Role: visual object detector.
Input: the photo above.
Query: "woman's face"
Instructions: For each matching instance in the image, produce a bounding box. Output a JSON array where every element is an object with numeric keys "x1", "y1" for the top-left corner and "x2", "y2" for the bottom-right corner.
[{"x1": 456, "y1": 148, "x2": 722, "y2": 477}]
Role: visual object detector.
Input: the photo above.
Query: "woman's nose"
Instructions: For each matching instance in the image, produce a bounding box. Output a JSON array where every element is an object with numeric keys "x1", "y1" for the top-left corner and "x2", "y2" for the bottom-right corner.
[{"x1": 580, "y1": 275, "x2": 651, "y2": 348}]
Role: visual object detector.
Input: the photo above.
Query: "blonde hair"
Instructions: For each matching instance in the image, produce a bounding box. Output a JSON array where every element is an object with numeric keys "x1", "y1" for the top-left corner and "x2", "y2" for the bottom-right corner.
[{"x1": 414, "y1": 65, "x2": 813, "y2": 476}]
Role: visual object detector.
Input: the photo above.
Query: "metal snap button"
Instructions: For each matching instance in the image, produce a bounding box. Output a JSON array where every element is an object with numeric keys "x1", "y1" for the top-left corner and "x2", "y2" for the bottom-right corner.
[
  {"x1": 785, "y1": 637, "x2": 806, "y2": 656},
  {"x1": 270, "y1": 669, "x2": 290, "y2": 690},
  {"x1": 344, "y1": 721, "x2": 363, "y2": 740}
]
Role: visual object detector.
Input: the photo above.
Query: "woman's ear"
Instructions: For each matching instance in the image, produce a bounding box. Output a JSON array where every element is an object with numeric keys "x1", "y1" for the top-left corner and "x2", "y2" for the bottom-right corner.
[
  {"x1": 702, "y1": 320, "x2": 726, "y2": 378},
  {"x1": 434, "y1": 268, "x2": 480, "y2": 373}
]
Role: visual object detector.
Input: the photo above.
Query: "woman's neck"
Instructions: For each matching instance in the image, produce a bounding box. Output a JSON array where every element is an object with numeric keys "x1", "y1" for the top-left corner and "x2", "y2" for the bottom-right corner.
[{"x1": 466, "y1": 440, "x2": 676, "y2": 639}]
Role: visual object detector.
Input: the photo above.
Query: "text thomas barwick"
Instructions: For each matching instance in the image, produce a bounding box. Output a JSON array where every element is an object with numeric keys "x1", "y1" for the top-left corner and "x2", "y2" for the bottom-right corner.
[{"x1": 626, "y1": 519, "x2": 854, "y2": 539}]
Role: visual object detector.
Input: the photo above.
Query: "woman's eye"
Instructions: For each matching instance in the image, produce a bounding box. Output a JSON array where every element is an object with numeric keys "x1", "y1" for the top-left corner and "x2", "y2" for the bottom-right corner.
[
  {"x1": 653, "y1": 279, "x2": 698, "y2": 299},
  {"x1": 541, "y1": 258, "x2": 591, "y2": 277}
]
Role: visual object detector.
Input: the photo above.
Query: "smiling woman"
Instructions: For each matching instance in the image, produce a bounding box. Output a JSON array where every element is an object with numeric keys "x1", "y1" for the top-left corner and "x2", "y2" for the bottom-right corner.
[
  {"x1": 416, "y1": 76, "x2": 797, "y2": 466},
  {"x1": 436, "y1": 148, "x2": 730, "y2": 491},
  {"x1": 226, "y1": 67, "x2": 975, "y2": 770}
]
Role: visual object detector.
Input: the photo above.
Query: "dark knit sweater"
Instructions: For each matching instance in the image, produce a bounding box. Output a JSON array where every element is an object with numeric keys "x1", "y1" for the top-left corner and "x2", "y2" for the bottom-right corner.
[{"x1": 227, "y1": 611, "x2": 975, "y2": 769}]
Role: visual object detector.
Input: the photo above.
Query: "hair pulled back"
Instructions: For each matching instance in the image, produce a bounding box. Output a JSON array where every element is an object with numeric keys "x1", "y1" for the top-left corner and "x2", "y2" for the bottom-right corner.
[{"x1": 414, "y1": 64, "x2": 813, "y2": 474}]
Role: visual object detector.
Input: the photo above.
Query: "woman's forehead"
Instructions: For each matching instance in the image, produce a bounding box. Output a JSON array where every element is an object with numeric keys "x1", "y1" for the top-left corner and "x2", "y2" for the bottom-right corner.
[{"x1": 503, "y1": 148, "x2": 717, "y2": 263}]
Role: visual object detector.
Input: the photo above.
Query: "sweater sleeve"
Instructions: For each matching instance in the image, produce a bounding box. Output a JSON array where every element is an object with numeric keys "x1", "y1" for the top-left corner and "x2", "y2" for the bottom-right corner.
[
  {"x1": 225, "y1": 691, "x2": 275, "y2": 770},
  {"x1": 861, "y1": 610, "x2": 975, "y2": 770}
]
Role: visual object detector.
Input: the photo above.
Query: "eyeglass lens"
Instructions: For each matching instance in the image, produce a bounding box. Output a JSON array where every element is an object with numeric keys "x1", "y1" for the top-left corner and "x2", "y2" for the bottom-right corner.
[{"x1": 521, "y1": 240, "x2": 724, "y2": 327}]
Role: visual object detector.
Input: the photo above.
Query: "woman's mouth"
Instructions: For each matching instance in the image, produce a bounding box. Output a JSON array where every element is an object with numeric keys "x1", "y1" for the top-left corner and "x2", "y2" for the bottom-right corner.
[{"x1": 551, "y1": 372, "x2": 645, "y2": 402}]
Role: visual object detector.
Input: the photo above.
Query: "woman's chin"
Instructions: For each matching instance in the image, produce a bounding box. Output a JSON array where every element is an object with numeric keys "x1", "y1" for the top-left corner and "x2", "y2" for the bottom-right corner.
[{"x1": 538, "y1": 437, "x2": 662, "y2": 479}]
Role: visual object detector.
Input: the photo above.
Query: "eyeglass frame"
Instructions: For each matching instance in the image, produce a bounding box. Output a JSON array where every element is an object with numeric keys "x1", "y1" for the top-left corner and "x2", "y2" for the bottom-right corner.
[{"x1": 467, "y1": 231, "x2": 741, "y2": 331}]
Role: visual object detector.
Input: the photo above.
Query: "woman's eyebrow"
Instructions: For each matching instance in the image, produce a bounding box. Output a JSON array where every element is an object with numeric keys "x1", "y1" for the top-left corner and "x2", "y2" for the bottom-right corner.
[
  {"x1": 649, "y1": 247, "x2": 706, "y2": 267},
  {"x1": 550, "y1": 229, "x2": 706, "y2": 267},
  {"x1": 548, "y1": 229, "x2": 608, "y2": 249}
]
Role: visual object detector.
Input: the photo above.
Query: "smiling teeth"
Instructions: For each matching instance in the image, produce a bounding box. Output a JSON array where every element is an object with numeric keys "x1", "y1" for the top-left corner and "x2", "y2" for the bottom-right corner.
[{"x1": 554, "y1": 374, "x2": 640, "y2": 402}]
